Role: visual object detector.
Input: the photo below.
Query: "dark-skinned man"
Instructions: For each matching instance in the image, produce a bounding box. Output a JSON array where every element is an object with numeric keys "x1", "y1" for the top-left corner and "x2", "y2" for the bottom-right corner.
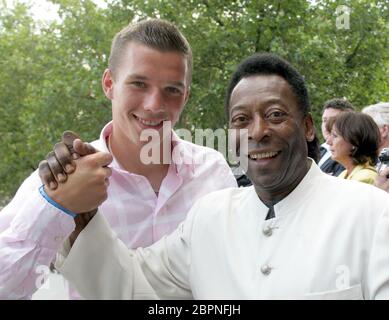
[{"x1": 44, "y1": 54, "x2": 389, "y2": 299}]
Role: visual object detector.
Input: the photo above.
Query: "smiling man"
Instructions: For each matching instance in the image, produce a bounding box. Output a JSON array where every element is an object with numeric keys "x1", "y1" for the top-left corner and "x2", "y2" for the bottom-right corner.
[
  {"x1": 0, "y1": 19, "x2": 236, "y2": 299},
  {"x1": 228, "y1": 73, "x2": 314, "y2": 210},
  {"x1": 51, "y1": 54, "x2": 389, "y2": 299}
]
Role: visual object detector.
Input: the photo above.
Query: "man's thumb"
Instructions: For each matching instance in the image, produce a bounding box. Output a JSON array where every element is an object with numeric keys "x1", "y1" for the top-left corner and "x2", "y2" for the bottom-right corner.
[{"x1": 73, "y1": 139, "x2": 97, "y2": 156}]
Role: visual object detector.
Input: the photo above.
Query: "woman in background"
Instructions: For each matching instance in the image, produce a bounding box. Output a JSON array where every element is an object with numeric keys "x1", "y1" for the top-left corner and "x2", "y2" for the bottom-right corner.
[{"x1": 326, "y1": 112, "x2": 380, "y2": 185}]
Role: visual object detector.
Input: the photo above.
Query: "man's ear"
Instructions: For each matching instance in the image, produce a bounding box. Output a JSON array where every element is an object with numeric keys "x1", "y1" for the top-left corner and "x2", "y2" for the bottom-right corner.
[
  {"x1": 184, "y1": 87, "x2": 190, "y2": 105},
  {"x1": 381, "y1": 124, "x2": 389, "y2": 140},
  {"x1": 304, "y1": 113, "x2": 315, "y2": 142},
  {"x1": 102, "y1": 69, "x2": 114, "y2": 100}
]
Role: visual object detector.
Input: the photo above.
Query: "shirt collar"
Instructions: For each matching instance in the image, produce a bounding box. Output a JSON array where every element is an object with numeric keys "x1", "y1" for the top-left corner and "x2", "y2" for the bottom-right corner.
[
  {"x1": 273, "y1": 158, "x2": 322, "y2": 215},
  {"x1": 249, "y1": 158, "x2": 323, "y2": 218},
  {"x1": 347, "y1": 163, "x2": 376, "y2": 179}
]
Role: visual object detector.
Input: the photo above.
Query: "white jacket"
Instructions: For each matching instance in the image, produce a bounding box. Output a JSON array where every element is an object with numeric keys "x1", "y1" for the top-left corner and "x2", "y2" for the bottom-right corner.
[{"x1": 56, "y1": 162, "x2": 389, "y2": 299}]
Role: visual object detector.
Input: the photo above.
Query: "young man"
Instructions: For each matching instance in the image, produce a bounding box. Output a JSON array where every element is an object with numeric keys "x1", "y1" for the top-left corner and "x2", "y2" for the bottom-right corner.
[
  {"x1": 0, "y1": 19, "x2": 236, "y2": 299},
  {"x1": 318, "y1": 98, "x2": 354, "y2": 176},
  {"x1": 51, "y1": 54, "x2": 389, "y2": 299}
]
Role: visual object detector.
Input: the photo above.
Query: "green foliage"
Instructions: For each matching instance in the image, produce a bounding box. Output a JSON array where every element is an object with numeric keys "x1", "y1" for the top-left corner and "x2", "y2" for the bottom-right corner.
[{"x1": 0, "y1": 0, "x2": 388, "y2": 200}]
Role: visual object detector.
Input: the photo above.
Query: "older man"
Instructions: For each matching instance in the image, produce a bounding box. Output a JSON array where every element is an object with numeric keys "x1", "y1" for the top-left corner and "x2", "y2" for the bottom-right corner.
[
  {"x1": 362, "y1": 103, "x2": 389, "y2": 154},
  {"x1": 46, "y1": 54, "x2": 389, "y2": 299}
]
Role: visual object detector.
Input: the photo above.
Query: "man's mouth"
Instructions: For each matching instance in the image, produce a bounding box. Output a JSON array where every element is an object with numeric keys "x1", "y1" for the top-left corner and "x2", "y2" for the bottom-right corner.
[
  {"x1": 248, "y1": 151, "x2": 280, "y2": 160},
  {"x1": 133, "y1": 115, "x2": 164, "y2": 127}
]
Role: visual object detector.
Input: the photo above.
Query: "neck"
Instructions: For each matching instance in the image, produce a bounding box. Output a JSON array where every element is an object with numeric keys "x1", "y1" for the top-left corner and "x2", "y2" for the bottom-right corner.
[
  {"x1": 109, "y1": 129, "x2": 171, "y2": 190},
  {"x1": 340, "y1": 157, "x2": 356, "y2": 177},
  {"x1": 254, "y1": 159, "x2": 312, "y2": 206}
]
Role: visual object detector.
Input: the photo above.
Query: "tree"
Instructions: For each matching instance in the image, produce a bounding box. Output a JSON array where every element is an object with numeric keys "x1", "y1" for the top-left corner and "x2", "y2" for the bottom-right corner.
[{"x1": 0, "y1": 0, "x2": 388, "y2": 200}]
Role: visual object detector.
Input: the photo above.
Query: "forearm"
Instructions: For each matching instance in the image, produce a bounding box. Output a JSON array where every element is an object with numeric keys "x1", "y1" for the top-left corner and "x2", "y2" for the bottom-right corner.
[
  {"x1": 56, "y1": 212, "x2": 192, "y2": 300},
  {"x1": 0, "y1": 180, "x2": 75, "y2": 299},
  {"x1": 69, "y1": 210, "x2": 97, "y2": 247},
  {"x1": 56, "y1": 212, "x2": 140, "y2": 299}
]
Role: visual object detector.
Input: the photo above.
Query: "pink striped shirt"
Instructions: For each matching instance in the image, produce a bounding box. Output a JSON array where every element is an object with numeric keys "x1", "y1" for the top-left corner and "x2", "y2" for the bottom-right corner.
[{"x1": 0, "y1": 122, "x2": 237, "y2": 299}]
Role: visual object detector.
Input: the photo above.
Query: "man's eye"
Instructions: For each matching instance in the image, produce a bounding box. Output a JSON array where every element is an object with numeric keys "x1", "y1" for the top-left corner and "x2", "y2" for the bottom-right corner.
[
  {"x1": 166, "y1": 87, "x2": 181, "y2": 95},
  {"x1": 131, "y1": 81, "x2": 146, "y2": 88},
  {"x1": 231, "y1": 116, "x2": 248, "y2": 124},
  {"x1": 267, "y1": 111, "x2": 286, "y2": 120},
  {"x1": 270, "y1": 111, "x2": 284, "y2": 117}
]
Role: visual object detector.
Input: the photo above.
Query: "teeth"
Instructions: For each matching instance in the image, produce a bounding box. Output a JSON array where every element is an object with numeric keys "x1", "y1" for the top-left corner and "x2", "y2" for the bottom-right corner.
[
  {"x1": 137, "y1": 117, "x2": 163, "y2": 126},
  {"x1": 249, "y1": 151, "x2": 278, "y2": 160}
]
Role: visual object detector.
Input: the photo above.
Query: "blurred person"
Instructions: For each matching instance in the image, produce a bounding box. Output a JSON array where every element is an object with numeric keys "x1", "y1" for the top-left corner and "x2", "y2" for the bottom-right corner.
[
  {"x1": 326, "y1": 112, "x2": 380, "y2": 185},
  {"x1": 375, "y1": 167, "x2": 389, "y2": 193},
  {"x1": 362, "y1": 103, "x2": 389, "y2": 176},
  {"x1": 318, "y1": 98, "x2": 354, "y2": 176},
  {"x1": 374, "y1": 147, "x2": 389, "y2": 193},
  {"x1": 362, "y1": 102, "x2": 389, "y2": 153}
]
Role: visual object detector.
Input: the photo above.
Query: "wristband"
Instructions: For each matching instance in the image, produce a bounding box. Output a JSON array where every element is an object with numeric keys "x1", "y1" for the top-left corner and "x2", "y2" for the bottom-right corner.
[{"x1": 39, "y1": 185, "x2": 77, "y2": 218}]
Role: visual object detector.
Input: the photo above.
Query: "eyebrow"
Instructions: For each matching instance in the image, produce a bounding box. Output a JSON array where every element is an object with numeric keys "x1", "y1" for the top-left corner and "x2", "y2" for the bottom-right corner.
[
  {"x1": 229, "y1": 105, "x2": 248, "y2": 114},
  {"x1": 230, "y1": 98, "x2": 288, "y2": 113},
  {"x1": 125, "y1": 74, "x2": 148, "y2": 81},
  {"x1": 125, "y1": 73, "x2": 185, "y2": 89}
]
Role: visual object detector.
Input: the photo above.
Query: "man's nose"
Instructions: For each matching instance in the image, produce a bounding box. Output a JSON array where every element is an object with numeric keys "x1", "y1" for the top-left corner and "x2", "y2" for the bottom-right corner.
[
  {"x1": 144, "y1": 89, "x2": 165, "y2": 113},
  {"x1": 248, "y1": 116, "x2": 270, "y2": 142}
]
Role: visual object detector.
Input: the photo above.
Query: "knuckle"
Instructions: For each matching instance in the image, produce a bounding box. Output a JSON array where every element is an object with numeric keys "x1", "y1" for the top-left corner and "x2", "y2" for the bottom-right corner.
[
  {"x1": 45, "y1": 151, "x2": 55, "y2": 161},
  {"x1": 38, "y1": 161, "x2": 54, "y2": 184}
]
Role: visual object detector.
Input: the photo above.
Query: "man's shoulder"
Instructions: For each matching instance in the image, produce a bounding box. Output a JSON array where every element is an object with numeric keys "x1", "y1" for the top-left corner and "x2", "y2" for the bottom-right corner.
[
  {"x1": 351, "y1": 167, "x2": 377, "y2": 182},
  {"x1": 186, "y1": 186, "x2": 255, "y2": 228},
  {"x1": 193, "y1": 186, "x2": 252, "y2": 209},
  {"x1": 178, "y1": 139, "x2": 223, "y2": 156},
  {"x1": 320, "y1": 173, "x2": 388, "y2": 209},
  {"x1": 175, "y1": 139, "x2": 231, "y2": 169}
]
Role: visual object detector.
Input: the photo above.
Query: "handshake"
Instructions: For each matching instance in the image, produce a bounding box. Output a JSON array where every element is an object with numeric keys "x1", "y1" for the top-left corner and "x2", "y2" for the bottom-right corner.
[{"x1": 39, "y1": 131, "x2": 113, "y2": 215}]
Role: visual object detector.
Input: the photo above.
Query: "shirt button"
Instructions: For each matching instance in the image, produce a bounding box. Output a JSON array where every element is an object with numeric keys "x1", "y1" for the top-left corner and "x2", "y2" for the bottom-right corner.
[
  {"x1": 261, "y1": 264, "x2": 272, "y2": 275},
  {"x1": 262, "y1": 226, "x2": 273, "y2": 237}
]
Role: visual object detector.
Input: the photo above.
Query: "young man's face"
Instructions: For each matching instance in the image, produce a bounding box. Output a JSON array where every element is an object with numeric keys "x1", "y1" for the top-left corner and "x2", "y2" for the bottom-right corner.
[
  {"x1": 102, "y1": 41, "x2": 189, "y2": 146},
  {"x1": 321, "y1": 107, "x2": 342, "y2": 141},
  {"x1": 229, "y1": 74, "x2": 314, "y2": 196}
]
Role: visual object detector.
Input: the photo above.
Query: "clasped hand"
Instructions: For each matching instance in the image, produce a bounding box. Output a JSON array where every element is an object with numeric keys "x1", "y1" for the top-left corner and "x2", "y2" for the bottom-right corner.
[{"x1": 38, "y1": 131, "x2": 113, "y2": 214}]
